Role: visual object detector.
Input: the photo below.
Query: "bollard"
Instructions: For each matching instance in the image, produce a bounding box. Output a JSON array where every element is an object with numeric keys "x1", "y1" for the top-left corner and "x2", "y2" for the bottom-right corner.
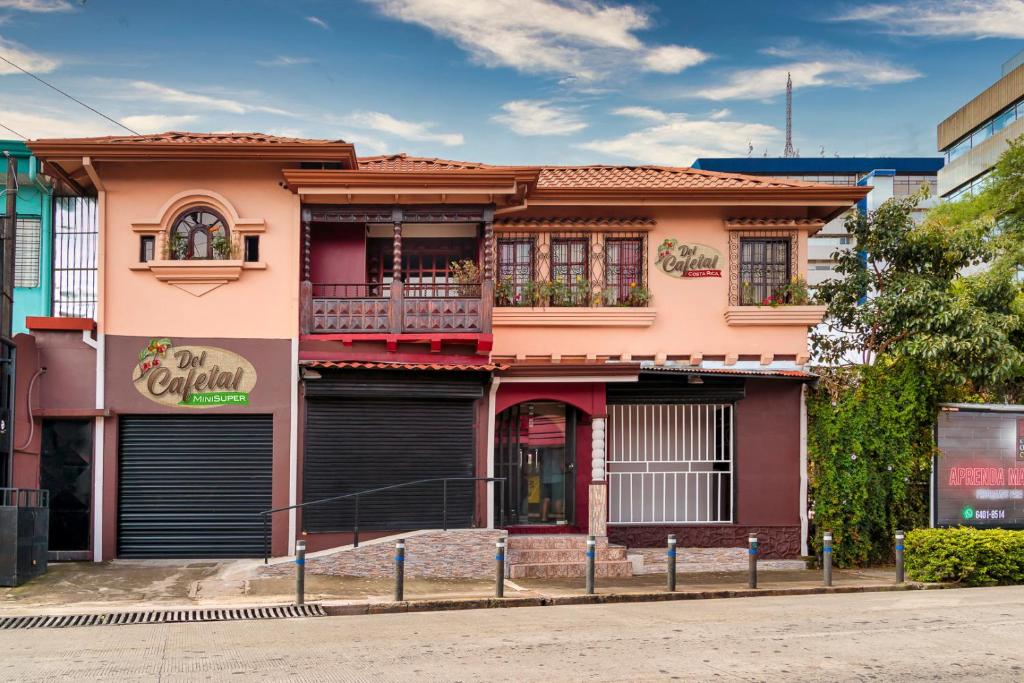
[
  {"x1": 823, "y1": 531, "x2": 833, "y2": 587},
  {"x1": 748, "y1": 534, "x2": 758, "y2": 589},
  {"x1": 666, "y1": 534, "x2": 677, "y2": 592},
  {"x1": 394, "y1": 538, "x2": 406, "y2": 602},
  {"x1": 295, "y1": 539, "x2": 306, "y2": 606},
  {"x1": 495, "y1": 537, "x2": 506, "y2": 598},
  {"x1": 585, "y1": 535, "x2": 596, "y2": 595},
  {"x1": 895, "y1": 530, "x2": 905, "y2": 584}
]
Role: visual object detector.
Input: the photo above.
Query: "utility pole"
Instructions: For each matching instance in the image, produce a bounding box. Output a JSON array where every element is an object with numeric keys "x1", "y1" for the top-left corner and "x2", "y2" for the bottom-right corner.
[
  {"x1": 0, "y1": 152, "x2": 15, "y2": 486},
  {"x1": 783, "y1": 72, "x2": 797, "y2": 159}
]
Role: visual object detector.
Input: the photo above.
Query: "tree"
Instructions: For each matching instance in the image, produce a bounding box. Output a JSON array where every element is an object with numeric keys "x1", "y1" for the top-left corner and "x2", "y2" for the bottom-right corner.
[{"x1": 811, "y1": 181, "x2": 1023, "y2": 398}]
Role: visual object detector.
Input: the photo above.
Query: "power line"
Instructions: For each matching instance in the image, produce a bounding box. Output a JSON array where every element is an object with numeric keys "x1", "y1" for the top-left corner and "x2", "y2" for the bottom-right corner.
[
  {"x1": 0, "y1": 54, "x2": 139, "y2": 136},
  {"x1": 0, "y1": 121, "x2": 27, "y2": 140}
]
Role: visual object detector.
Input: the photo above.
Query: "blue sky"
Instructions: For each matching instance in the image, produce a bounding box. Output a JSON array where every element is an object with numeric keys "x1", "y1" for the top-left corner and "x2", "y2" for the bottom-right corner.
[{"x1": 0, "y1": 0, "x2": 1022, "y2": 165}]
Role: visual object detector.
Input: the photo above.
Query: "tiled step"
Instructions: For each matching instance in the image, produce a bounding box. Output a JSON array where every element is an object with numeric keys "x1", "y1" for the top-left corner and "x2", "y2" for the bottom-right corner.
[
  {"x1": 507, "y1": 547, "x2": 627, "y2": 564},
  {"x1": 506, "y1": 534, "x2": 611, "y2": 550},
  {"x1": 508, "y1": 559, "x2": 633, "y2": 579}
]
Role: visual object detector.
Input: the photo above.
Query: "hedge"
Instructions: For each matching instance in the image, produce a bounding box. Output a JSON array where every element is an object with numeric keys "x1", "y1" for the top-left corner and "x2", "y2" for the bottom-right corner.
[{"x1": 905, "y1": 528, "x2": 1024, "y2": 586}]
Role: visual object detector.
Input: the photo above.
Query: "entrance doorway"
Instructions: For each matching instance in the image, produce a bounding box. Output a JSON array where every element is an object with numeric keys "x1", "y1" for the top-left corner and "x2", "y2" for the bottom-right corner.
[
  {"x1": 39, "y1": 419, "x2": 93, "y2": 554},
  {"x1": 495, "y1": 402, "x2": 576, "y2": 526}
]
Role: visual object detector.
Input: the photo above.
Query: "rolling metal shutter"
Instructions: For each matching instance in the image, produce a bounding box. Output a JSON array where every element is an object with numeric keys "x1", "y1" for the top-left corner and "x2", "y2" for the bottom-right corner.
[
  {"x1": 607, "y1": 374, "x2": 746, "y2": 404},
  {"x1": 303, "y1": 396, "x2": 477, "y2": 533},
  {"x1": 117, "y1": 415, "x2": 273, "y2": 559}
]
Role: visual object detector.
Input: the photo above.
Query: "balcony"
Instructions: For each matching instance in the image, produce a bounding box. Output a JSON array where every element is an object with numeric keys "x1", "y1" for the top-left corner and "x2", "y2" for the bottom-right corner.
[{"x1": 302, "y1": 281, "x2": 492, "y2": 334}]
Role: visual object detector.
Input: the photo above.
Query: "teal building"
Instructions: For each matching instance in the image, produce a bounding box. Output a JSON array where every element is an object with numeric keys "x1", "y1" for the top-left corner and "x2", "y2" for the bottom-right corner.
[{"x1": 0, "y1": 140, "x2": 54, "y2": 333}]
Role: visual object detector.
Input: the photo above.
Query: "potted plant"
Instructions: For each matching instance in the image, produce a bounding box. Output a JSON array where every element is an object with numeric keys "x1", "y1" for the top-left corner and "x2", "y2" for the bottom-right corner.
[{"x1": 448, "y1": 259, "x2": 481, "y2": 296}]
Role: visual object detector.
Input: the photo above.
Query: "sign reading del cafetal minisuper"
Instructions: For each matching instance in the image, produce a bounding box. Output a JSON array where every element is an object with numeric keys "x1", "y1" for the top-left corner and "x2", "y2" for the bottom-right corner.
[
  {"x1": 132, "y1": 338, "x2": 257, "y2": 408},
  {"x1": 655, "y1": 239, "x2": 722, "y2": 278}
]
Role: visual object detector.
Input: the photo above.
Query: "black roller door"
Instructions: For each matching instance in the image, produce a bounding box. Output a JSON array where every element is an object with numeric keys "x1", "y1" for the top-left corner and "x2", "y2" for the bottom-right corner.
[
  {"x1": 303, "y1": 371, "x2": 482, "y2": 532},
  {"x1": 117, "y1": 414, "x2": 273, "y2": 559}
]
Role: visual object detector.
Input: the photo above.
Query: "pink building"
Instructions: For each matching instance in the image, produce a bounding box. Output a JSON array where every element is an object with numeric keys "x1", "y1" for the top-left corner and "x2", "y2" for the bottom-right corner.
[{"x1": 14, "y1": 132, "x2": 866, "y2": 568}]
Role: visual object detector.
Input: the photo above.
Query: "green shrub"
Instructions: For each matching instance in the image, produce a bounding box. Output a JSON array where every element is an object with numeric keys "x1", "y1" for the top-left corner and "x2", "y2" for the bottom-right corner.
[{"x1": 905, "y1": 528, "x2": 1024, "y2": 586}]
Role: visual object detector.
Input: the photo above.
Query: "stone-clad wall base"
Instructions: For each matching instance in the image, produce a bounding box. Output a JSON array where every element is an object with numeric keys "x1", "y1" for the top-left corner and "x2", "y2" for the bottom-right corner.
[
  {"x1": 609, "y1": 526, "x2": 802, "y2": 560},
  {"x1": 260, "y1": 529, "x2": 506, "y2": 579},
  {"x1": 628, "y1": 547, "x2": 806, "y2": 574},
  {"x1": 506, "y1": 534, "x2": 633, "y2": 579}
]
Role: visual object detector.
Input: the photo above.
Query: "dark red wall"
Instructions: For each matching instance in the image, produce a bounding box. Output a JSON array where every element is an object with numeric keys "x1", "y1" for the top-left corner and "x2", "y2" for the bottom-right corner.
[
  {"x1": 310, "y1": 223, "x2": 365, "y2": 283},
  {"x1": 735, "y1": 379, "x2": 802, "y2": 526}
]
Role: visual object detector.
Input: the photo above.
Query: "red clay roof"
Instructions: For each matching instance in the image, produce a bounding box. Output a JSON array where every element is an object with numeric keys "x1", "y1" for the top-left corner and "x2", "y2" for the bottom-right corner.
[
  {"x1": 358, "y1": 153, "x2": 494, "y2": 172},
  {"x1": 534, "y1": 165, "x2": 828, "y2": 191},
  {"x1": 301, "y1": 360, "x2": 505, "y2": 372},
  {"x1": 494, "y1": 217, "x2": 656, "y2": 229},
  {"x1": 36, "y1": 131, "x2": 347, "y2": 145}
]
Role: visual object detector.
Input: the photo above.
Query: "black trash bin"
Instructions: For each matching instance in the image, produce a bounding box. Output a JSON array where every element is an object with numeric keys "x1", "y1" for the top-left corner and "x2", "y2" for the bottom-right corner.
[{"x1": 0, "y1": 488, "x2": 49, "y2": 586}]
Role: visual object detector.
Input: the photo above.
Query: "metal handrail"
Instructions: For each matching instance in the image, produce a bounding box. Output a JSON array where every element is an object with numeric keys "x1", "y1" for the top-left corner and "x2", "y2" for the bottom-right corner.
[{"x1": 259, "y1": 476, "x2": 506, "y2": 563}]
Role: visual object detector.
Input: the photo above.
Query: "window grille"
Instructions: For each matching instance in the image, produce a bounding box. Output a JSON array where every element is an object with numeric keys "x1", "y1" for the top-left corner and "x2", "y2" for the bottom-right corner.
[
  {"x1": 739, "y1": 237, "x2": 791, "y2": 305},
  {"x1": 608, "y1": 403, "x2": 733, "y2": 524},
  {"x1": 496, "y1": 238, "x2": 535, "y2": 304},
  {"x1": 14, "y1": 216, "x2": 41, "y2": 288},
  {"x1": 604, "y1": 238, "x2": 644, "y2": 304},
  {"x1": 52, "y1": 196, "x2": 98, "y2": 319}
]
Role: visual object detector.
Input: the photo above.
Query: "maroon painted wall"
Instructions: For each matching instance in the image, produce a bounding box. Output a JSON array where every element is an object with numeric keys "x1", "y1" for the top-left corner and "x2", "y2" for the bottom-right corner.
[{"x1": 309, "y1": 223, "x2": 365, "y2": 283}]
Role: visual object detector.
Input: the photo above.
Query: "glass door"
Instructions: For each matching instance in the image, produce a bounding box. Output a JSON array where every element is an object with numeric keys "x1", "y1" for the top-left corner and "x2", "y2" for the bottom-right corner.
[{"x1": 495, "y1": 402, "x2": 575, "y2": 526}]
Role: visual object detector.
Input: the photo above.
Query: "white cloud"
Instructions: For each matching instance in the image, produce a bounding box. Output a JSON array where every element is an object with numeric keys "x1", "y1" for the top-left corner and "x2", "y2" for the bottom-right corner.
[
  {"x1": 835, "y1": 0, "x2": 1024, "y2": 39},
  {"x1": 306, "y1": 15, "x2": 329, "y2": 30},
  {"x1": 363, "y1": 0, "x2": 707, "y2": 80},
  {"x1": 0, "y1": 107, "x2": 117, "y2": 139},
  {"x1": 344, "y1": 110, "x2": 463, "y2": 146},
  {"x1": 125, "y1": 81, "x2": 291, "y2": 116},
  {"x1": 257, "y1": 55, "x2": 313, "y2": 67},
  {"x1": 579, "y1": 107, "x2": 779, "y2": 165},
  {"x1": 709, "y1": 108, "x2": 731, "y2": 120},
  {"x1": 641, "y1": 45, "x2": 707, "y2": 74},
  {"x1": 612, "y1": 106, "x2": 670, "y2": 122},
  {"x1": 120, "y1": 114, "x2": 200, "y2": 133},
  {"x1": 693, "y1": 51, "x2": 920, "y2": 100},
  {"x1": 0, "y1": 36, "x2": 58, "y2": 74},
  {"x1": 492, "y1": 100, "x2": 586, "y2": 136},
  {"x1": 0, "y1": 0, "x2": 73, "y2": 11}
]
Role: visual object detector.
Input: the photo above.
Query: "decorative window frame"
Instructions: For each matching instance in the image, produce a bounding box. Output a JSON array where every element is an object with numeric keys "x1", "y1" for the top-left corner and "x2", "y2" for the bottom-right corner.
[
  {"x1": 130, "y1": 189, "x2": 266, "y2": 297},
  {"x1": 727, "y1": 229, "x2": 799, "y2": 306}
]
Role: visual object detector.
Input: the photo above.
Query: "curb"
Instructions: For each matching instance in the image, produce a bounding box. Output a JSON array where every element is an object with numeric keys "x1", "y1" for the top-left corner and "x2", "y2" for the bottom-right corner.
[{"x1": 322, "y1": 581, "x2": 952, "y2": 617}]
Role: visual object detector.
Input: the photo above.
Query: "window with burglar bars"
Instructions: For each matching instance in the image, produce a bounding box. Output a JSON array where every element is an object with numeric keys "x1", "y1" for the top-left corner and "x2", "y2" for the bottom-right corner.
[
  {"x1": 52, "y1": 196, "x2": 98, "y2": 319},
  {"x1": 496, "y1": 238, "x2": 535, "y2": 305},
  {"x1": 551, "y1": 238, "x2": 589, "y2": 303},
  {"x1": 604, "y1": 238, "x2": 643, "y2": 304},
  {"x1": 607, "y1": 403, "x2": 733, "y2": 524},
  {"x1": 739, "y1": 237, "x2": 791, "y2": 306},
  {"x1": 14, "y1": 216, "x2": 41, "y2": 288}
]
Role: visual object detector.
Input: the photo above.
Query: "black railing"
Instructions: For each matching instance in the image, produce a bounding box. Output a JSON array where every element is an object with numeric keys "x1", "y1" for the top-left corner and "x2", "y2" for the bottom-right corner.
[{"x1": 259, "y1": 476, "x2": 506, "y2": 563}]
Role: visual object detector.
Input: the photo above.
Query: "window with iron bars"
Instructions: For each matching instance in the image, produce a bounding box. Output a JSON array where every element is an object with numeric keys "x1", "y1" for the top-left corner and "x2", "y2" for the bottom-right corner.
[
  {"x1": 14, "y1": 215, "x2": 41, "y2": 289},
  {"x1": 52, "y1": 196, "x2": 98, "y2": 319},
  {"x1": 495, "y1": 231, "x2": 648, "y2": 307},
  {"x1": 739, "y1": 237, "x2": 791, "y2": 305}
]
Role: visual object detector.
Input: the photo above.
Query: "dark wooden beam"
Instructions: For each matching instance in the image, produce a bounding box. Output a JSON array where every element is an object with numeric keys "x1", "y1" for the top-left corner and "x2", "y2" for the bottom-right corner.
[{"x1": 42, "y1": 161, "x2": 87, "y2": 196}]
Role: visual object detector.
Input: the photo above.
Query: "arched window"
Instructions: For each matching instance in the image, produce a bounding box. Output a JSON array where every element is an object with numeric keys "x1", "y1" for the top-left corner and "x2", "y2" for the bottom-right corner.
[{"x1": 169, "y1": 208, "x2": 229, "y2": 260}]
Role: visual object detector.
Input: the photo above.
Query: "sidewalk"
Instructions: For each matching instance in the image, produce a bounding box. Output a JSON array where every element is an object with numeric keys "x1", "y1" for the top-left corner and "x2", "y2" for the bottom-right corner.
[{"x1": 0, "y1": 560, "x2": 931, "y2": 618}]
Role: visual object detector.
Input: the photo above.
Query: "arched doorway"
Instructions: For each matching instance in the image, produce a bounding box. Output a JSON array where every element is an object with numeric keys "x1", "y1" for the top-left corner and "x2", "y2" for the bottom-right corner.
[{"x1": 495, "y1": 401, "x2": 577, "y2": 526}]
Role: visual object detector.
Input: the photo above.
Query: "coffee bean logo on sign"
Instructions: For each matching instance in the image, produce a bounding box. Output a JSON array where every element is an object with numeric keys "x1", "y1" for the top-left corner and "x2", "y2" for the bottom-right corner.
[
  {"x1": 132, "y1": 338, "x2": 257, "y2": 408},
  {"x1": 655, "y1": 239, "x2": 722, "y2": 278}
]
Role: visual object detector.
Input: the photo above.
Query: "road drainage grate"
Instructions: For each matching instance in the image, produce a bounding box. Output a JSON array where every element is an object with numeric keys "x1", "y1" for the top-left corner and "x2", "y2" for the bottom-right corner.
[{"x1": 0, "y1": 604, "x2": 326, "y2": 630}]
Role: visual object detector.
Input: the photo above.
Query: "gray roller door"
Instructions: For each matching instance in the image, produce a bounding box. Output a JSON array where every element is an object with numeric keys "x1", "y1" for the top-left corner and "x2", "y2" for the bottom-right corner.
[{"x1": 117, "y1": 414, "x2": 273, "y2": 559}]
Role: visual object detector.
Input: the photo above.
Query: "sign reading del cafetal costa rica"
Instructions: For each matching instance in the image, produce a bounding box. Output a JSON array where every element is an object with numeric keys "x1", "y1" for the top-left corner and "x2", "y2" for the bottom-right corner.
[
  {"x1": 132, "y1": 338, "x2": 257, "y2": 408},
  {"x1": 655, "y1": 239, "x2": 722, "y2": 278}
]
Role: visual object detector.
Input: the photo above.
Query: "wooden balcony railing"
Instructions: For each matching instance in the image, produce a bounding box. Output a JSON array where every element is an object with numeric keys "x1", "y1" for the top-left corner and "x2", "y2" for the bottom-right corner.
[{"x1": 302, "y1": 281, "x2": 492, "y2": 334}]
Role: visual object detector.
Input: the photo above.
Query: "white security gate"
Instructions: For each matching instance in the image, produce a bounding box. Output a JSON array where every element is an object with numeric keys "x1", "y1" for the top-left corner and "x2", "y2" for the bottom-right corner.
[{"x1": 608, "y1": 404, "x2": 733, "y2": 524}]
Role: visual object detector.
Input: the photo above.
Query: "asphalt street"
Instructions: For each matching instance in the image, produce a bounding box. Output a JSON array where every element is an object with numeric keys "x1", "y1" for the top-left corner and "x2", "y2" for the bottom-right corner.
[{"x1": 2, "y1": 586, "x2": 1023, "y2": 681}]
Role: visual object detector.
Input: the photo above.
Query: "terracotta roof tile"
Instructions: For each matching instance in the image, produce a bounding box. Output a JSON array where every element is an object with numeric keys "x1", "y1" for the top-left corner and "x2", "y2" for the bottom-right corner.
[
  {"x1": 40, "y1": 131, "x2": 346, "y2": 145},
  {"x1": 724, "y1": 217, "x2": 826, "y2": 228},
  {"x1": 358, "y1": 153, "x2": 495, "y2": 171},
  {"x1": 534, "y1": 165, "x2": 830, "y2": 191},
  {"x1": 301, "y1": 360, "x2": 505, "y2": 372},
  {"x1": 494, "y1": 217, "x2": 655, "y2": 229}
]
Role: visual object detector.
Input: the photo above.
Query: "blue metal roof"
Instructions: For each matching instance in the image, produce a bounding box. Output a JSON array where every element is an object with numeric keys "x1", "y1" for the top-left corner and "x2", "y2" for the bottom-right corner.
[{"x1": 691, "y1": 157, "x2": 944, "y2": 174}]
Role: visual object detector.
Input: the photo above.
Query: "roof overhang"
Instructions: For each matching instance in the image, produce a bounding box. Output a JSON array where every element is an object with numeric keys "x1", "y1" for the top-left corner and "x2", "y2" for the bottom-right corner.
[
  {"x1": 283, "y1": 169, "x2": 536, "y2": 206},
  {"x1": 640, "y1": 363, "x2": 817, "y2": 382}
]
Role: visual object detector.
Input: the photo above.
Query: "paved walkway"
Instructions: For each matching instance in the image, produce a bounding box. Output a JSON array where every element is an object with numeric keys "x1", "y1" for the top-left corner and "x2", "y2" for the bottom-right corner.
[
  {"x1": 1, "y1": 560, "x2": 901, "y2": 616},
  {"x1": 2, "y1": 586, "x2": 1023, "y2": 681}
]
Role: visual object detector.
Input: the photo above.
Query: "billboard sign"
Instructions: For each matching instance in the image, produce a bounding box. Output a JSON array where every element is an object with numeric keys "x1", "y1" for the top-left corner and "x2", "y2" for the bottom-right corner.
[{"x1": 934, "y1": 407, "x2": 1024, "y2": 528}]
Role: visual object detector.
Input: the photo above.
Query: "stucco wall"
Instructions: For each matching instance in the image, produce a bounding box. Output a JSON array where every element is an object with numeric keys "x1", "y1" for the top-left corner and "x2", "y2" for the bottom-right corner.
[
  {"x1": 492, "y1": 205, "x2": 814, "y2": 359},
  {"x1": 97, "y1": 160, "x2": 300, "y2": 339}
]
